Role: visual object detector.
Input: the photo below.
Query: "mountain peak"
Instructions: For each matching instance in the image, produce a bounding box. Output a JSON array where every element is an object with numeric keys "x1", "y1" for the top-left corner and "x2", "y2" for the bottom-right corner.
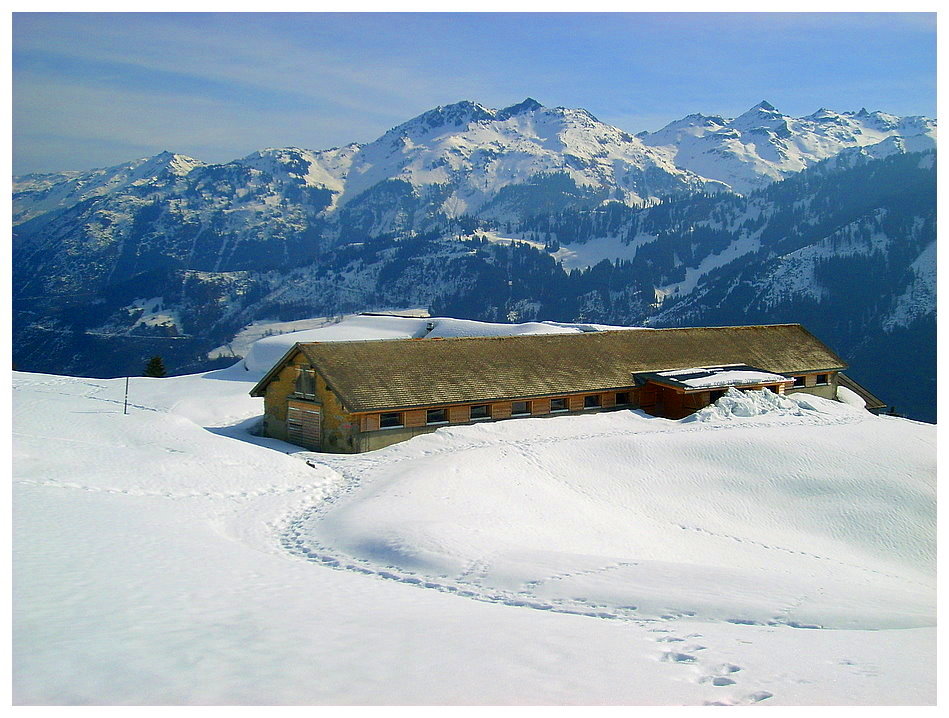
[
  {"x1": 388, "y1": 100, "x2": 495, "y2": 138},
  {"x1": 141, "y1": 150, "x2": 202, "y2": 176},
  {"x1": 732, "y1": 100, "x2": 784, "y2": 129},
  {"x1": 496, "y1": 97, "x2": 544, "y2": 120}
]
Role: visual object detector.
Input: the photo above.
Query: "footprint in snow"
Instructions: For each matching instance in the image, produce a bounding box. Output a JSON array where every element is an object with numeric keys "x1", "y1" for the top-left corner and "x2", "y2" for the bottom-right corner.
[
  {"x1": 653, "y1": 635, "x2": 705, "y2": 652},
  {"x1": 698, "y1": 663, "x2": 741, "y2": 687},
  {"x1": 704, "y1": 691, "x2": 773, "y2": 706},
  {"x1": 661, "y1": 651, "x2": 698, "y2": 663},
  {"x1": 701, "y1": 676, "x2": 737, "y2": 687}
]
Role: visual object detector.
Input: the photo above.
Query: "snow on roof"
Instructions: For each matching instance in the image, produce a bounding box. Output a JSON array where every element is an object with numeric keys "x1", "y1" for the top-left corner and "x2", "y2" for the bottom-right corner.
[{"x1": 653, "y1": 365, "x2": 793, "y2": 390}]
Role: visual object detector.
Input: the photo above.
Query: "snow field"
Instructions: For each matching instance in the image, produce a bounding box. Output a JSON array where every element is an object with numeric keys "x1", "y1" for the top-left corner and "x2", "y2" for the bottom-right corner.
[
  {"x1": 11, "y1": 318, "x2": 936, "y2": 704},
  {"x1": 300, "y1": 394, "x2": 933, "y2": 632}
]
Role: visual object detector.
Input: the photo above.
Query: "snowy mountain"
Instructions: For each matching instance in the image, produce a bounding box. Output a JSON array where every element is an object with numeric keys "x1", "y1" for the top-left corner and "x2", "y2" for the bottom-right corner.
[
  {"x1": 638, "y1": 101, "x2": 936, "y2": 193},
  {"x1": 13, "y1": 151, "x2": 205, "y2": 225},
  {"x1": 11, "y1": 99, "x2": 936, "y2": 421},
  {"x1": 11, "y1": 98, "x2": 722, "y2": 245},
  {"x1": 12, "y1": 317, "x2": 936, "y2": 704},
  {"x1": 15, "y1": 98, "x2": 934, "y2": 236}
]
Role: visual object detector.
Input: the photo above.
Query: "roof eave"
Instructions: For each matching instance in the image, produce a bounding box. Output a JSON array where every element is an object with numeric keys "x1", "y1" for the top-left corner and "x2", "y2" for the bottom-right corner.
[{"x1": 248, "y1": 343, "x2": 306, "y2": 397}]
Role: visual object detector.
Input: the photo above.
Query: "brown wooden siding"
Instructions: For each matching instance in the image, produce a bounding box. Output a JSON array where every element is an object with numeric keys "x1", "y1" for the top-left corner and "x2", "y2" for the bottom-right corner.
[
  {"x1": 531, "y1": 398, "x2": 551, "y2": 415},
  {"x1": 448, "y1": 405, "x2": 469, "y2": 423},
  {"x1": 404, "y1": 409, "x2": 427, "y2": 428},
  {"x1": 492, "y1": 402, "x2": 513, "y2": 420}
]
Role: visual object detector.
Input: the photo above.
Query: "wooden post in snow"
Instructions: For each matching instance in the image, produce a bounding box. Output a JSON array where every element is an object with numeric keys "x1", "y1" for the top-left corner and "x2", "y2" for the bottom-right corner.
[{"x1": 124, "y1": 377, "x2": 129, "y2": 415}]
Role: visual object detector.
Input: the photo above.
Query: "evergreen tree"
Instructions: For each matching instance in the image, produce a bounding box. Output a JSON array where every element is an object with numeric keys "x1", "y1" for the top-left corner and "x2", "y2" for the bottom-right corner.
[{"x1": 143, "y1": 356, "x2": 166, "y2": 377}]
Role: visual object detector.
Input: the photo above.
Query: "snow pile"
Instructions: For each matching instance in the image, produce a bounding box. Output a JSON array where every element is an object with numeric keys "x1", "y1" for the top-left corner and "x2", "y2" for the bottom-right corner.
[
  {"x1": 837, "y1": 385, "x2": 868, "y2": 410},
  {"x1": 683, "y1": 387, "x2": 811, "y2": 421},
  {"x1": 657, "y1": 368, "x2": 789, "y2": 389},
  {"x1": 684, "y1": 387, "x2": 870, "y2": 423}
]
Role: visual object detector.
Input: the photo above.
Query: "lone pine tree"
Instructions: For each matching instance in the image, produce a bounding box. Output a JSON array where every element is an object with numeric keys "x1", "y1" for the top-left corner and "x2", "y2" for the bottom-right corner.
[{"x1": 143, "y1": 356, "x2": 167, "y2": 378}]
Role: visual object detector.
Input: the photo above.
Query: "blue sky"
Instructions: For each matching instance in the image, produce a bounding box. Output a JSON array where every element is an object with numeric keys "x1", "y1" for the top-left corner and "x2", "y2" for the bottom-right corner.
[{"x1": 12, "y1": 11, "x2": 937, "y2": 174}]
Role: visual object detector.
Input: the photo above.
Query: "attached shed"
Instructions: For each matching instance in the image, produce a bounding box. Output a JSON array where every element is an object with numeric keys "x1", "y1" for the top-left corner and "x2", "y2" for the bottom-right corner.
[
  {"x1": 836, "y1": 372, "x2": 888, "y2": 413},
  {"x1": 633, "y1": 365, "x2": 795, "y2": 419},
  {"x1": 249, "y1": 323, "x2": 857, "y2": 453}
]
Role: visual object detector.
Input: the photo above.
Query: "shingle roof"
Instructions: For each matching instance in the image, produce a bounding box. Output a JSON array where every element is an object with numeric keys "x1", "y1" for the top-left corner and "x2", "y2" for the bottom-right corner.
[{"x1": 254, "y1": 324, "x2": 846, "y2": 413}]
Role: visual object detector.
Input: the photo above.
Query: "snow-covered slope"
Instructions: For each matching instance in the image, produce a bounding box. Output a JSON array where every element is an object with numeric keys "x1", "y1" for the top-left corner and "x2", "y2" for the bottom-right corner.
[
  {"x1": 12, "y1": 151, "x2": 204, "y2": 225},
  {"x1": 320, "y1": 99, "x2": 725, "y2": 216},
  {"x1": 15, "y1": 100, "x2": 935, "y2": 230},
  {"x1": 298, "y1": 388, "x2": 932, "y2": 634},
  {"x1": 238, "y1": 314, "x2": 632, "y2": 372},
  {"x1": 12, "y1": 318, "x2": 936, "y2": 705},
  {"x1": 638, "y1": 101, "x2": 936, "y2": 194}
]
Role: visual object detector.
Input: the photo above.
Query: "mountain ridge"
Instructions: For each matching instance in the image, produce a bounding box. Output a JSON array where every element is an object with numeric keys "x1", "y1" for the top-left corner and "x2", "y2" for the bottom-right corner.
[
  {"x1": 11, "y1": 98, "x2": 936, "y2": 420},
  {"x1": 17, "y1": 98, "x2": 934, "y2": 223}
]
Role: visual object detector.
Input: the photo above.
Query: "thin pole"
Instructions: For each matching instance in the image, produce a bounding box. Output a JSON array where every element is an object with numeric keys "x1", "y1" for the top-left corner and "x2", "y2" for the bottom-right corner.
[{"x1": 124, "y1": 377, "x2": 129, "y2": 415}]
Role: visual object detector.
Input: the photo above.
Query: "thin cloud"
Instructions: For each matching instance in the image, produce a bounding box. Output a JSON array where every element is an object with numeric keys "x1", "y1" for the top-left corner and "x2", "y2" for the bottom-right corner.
[{"x1": 12, "y1": 12, "x2": 936, "y2": 174}]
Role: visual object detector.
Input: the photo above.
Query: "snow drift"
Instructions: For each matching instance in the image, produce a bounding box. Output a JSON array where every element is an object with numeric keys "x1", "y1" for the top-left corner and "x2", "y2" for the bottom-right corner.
[{"x1": 301, "y1": 390, "x2": 933, "y2": 632}]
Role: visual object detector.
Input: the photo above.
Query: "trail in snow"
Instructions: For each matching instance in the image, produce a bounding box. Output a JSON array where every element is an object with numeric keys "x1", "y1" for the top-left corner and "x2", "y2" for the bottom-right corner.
[
  {"x1": 13, "y1": 367, "x2": 936, "y2": 705},
  {"x1": 271, "y1": 391, "x2": 927, "y2": 629}
]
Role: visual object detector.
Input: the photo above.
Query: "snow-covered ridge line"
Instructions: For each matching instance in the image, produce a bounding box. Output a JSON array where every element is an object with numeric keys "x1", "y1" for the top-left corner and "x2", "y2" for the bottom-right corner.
[{"x1": 14, "y1": 98, "x2": 935, "y2": 224}]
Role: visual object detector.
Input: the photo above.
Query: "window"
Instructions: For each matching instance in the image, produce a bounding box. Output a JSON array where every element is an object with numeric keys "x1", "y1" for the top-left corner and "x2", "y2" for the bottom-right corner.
[
  {"x1": 583, "y1": 394, "x2": 601, "y2": 409},
  {"x1": 380, "y1": 412, "x2": 403, "y2": 429},
  {"x1": 615, "y1": 392, "x2": 630, "y2": 406},
  {"x1": 426, "y1": 408, "x2": 447, "y2": 424},
  {"x1": 511, "y1": 401, "x2": 531, "y2": 416},
  {"x1": 815, "y1": 374, "x2": 829, "y2": 386},
  {"x1": 294, "y1": 368, "x2": 316, "y2": 399},
  {"x1": 550, "y1": 397, "x2": 569, "y2": 412},
  {"x1": 470, "y1": 404, "x2": 491, "y2": 420},
  {"x1": 793, "y1": 376, "x2": 806, "y2": 388}
]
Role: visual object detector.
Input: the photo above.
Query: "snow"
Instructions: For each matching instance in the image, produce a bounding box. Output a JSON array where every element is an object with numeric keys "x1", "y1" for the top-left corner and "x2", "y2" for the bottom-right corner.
[
  {"x1": 13, "y1": 152, "x2": 204, "y2": 224},
  {"x1": 837, "y1": 385, "x2": 867, "y2": 410},
  {"x1": 239, "y1": 313, "x2": 620, "y2": 372},
  {"x1": 552, "y1": 234, "x2": 648, "y2": 270},
  {"x1": 208, "y1": 309, "x2": 430, "y2": 361},
  {"x1": 12, "y1": 319, "x2": 936, "y2": 705},
  {"x1": 656, "y1": 232, "x2": 762, "y2": 298},
  {"x1": 464, "y1": 229, "x2": 652, "y2": 271},
  {"x1": 304, "y1": 99, "x2": 719, "y2": 216},
  {"x1": 656, "y1": 367, "x2": 790, "y2": 389},
  {"x1": 639, "y1": 102, "x2": 937, "y2": 194},
  {"x1": 125, "y1": 296, "x2": 182, "y2": 332},
  {"x1": 424, "y1": 317, "x2": 579, "y2": 338},
  {"x1": 883, "y1": 240, "x2": 936, "y2": 331}
]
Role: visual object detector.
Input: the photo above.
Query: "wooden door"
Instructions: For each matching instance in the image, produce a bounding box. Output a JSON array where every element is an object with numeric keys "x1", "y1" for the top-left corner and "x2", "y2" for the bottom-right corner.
[{"x1": 287, "y1": 402, "x2": 321, "y2": 450}]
